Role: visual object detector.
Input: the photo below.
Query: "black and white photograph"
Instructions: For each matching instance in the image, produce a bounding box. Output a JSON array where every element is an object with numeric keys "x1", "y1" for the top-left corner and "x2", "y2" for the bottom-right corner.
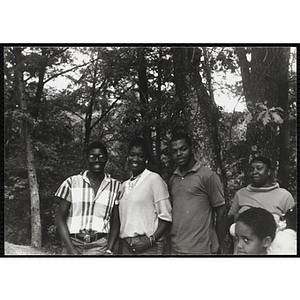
[
  {"x1": 1, "y1": 2, "x2": 300, "y2": 298},
  {"x1": 3, "y1": 45, "x2": 297, "y2": 257}
]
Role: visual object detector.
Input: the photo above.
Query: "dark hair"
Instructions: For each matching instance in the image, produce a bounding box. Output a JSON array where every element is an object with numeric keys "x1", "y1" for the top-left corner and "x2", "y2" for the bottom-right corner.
[
  {"x1": 169, "y1": 132, "x2": 192, "y2": 147},
  {"x1": 236, "y1": 207, "x2": 277, "y2": 241},
  {"x1": 250, "y1": 156, "x2": 272, "y2": 170},
  {"x1": 127, "y1": 137, "x2": 151, "y2": 161},
  {"x1": 285, "y1": 206, "x2": 297, "y2": 231},
  {"x1": 86, "y1": 141, "x2": 108, "y2": 157}
]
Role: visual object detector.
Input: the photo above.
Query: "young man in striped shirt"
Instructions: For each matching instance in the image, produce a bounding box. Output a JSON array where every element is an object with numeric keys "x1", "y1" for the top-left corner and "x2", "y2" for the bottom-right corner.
[{"x1": 55, "y1": 141, "x2": 121, "y2": 255}]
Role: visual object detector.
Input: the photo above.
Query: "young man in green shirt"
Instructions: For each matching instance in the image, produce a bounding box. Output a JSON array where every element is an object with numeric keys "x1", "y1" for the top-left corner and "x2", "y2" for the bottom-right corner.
[{"x1": 169, "y1": 133, "x2": 227, "y2": 255}]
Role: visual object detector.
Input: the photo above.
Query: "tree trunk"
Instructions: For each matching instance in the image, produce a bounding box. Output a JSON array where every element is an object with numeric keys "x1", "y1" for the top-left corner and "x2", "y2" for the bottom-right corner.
[
  {"x1": 190, "y1": 47, "x2": 228, "y2": 199},
  {"x1": 84, "y1": 50, "x2": 103, "y2": 154},
  {"x1": 32, "y1": 48, "x2": 48, "y2": 119},
  {"x1": 171, "y1": 47, "x2": 189, "y2": 131},
  {"x1": 201, "y1": 47, "x2": 229, "y2": 199},
  {"x1": 84, "y1": 70, "x2": 97, "y2": 153},
  {"x1": 171, "y1": 47, "x2": 229, "y2": 201},
  {"x1": 276, "y1": 48, "x2": 290, "y2": 189},
  {"x1": 25, "y1": 128, "x2": 42, "y2": 248},
  {"x1": 4, "y1": 115, "x2": 12, "y2": 161},
  {"x1": 137, "y1": 48, "x2": 152, "y2": 153},
  {"x1": 13, "y1": 47, "x2": 42, "y2": 248},
  {"x1": 236, "y1": 47, "x2": 291, "y2": 185},
  {"x1": 155, "y1": 48, "x2": 163, "y2": 174}
]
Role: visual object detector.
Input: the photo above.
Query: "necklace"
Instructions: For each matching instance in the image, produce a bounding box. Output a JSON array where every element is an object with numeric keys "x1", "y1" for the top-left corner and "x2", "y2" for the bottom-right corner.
[{"x1": 128, "y1": 172, "x2": 142, "y2": 191}]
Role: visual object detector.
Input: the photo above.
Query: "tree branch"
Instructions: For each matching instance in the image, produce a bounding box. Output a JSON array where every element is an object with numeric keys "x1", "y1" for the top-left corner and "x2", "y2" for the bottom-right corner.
[
  {"x1": 48, "y1": 48, "x2": 68, "y2": 58},
  {"x1": 43, "y1": 61, "x2": 90, "y2": 85},
  {"x1": 90, "y1": 84, "x2": 134, "y2": 131},
  {"x1": 89, "y1": 97, "x2": 120, "y2": 131}
]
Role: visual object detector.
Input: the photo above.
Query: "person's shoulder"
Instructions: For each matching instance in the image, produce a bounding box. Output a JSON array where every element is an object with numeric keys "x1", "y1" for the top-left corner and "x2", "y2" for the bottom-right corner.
[
  {"x1": 197, "y1": 164, "x2": 214, "y2": 175},
  {"x1": 66, "y1": 172, "x2": 84, "y2": 181},
  {"x1": 277, "y1": 186, "x2": 292, "y2": 194},
  {"x1": 106, "y1": 174, "x2": 122, "y2": 185},
  {"x1": 273, "y1": 185, "x2": 293, "y2": 197},
  {"x1": 147, "y1": 170, "x2": 169, "y2": 187},
  {"x1": 147, "y1": 170, "x2": 163, "y2": 181},
  {"x1": 169, "y1": 173, "x2": 176, "y2": 180},
  {"x1": 236, "y1": 186, "x2": 248, "y2": 194},
  {"x1": 58, "y1": 172, "x2": 84, "y2": 189},
  {"x1": 197, "y1": 165, "x2": 219, "y2": 181}
]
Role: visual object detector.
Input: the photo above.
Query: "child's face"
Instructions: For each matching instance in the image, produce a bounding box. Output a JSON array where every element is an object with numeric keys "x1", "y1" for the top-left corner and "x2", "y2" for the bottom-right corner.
[{"x1": 234, "y1": 221, "x2": 267, "y2": 255}]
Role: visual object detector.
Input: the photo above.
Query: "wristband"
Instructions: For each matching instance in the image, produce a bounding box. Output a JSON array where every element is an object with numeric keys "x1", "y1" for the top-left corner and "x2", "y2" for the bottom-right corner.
[{"x1": 106, "y1": 249, "x2": 113, "y2": 255}]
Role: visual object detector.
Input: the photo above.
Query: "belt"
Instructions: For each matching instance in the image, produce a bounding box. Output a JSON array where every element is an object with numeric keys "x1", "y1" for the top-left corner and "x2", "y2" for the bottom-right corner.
[{"x1": 70, "y1": 232, "x2": 107, "y2": 243}]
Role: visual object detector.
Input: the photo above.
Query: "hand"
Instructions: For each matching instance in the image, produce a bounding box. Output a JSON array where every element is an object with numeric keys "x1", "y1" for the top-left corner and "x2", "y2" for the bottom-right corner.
[
  {"x1": 104, "y1": 249, "x2": 113, "y2": 256},
  {"x1": 131, "y1": 235, "x2": 152, "y2": 254}
]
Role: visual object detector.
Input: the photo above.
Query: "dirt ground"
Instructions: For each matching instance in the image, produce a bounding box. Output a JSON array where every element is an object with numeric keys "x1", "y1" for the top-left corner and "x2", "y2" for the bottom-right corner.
[{"x1": 4, "y1": 242, "x2": 54, "y2": 255}]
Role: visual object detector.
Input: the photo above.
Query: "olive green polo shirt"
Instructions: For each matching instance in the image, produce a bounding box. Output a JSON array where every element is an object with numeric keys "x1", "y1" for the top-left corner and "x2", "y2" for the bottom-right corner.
[{"x1": 169, "y1": 161, "x2": 225, "y2": 254}]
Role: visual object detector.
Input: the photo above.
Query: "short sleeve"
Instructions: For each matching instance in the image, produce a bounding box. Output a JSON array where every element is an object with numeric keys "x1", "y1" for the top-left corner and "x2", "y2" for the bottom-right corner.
[
  {"x1": 281, "y1": 191, "x2": 295, "y2": 214},
  {"x1": 152, "y1": 174, "x2": 172, "y2": 222},
  {"x1": 206, "y1": 173, "x2": 225, "y2": 208},
  {"x1": 228, "y1": 193, "x2": 240, "y2": 217},
  {"x1": 114, "y1": 182, "x2": 122, "y2": 206},
  {"x1": 55, "y1": 177, "x2": 72, "y2": 202}
]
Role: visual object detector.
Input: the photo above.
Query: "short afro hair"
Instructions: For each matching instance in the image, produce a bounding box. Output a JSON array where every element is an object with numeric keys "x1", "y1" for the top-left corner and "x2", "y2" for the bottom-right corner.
[
  {"x1": 169, "y1": 132, "x2": 192, "y2": 147},
  {"x1": 86, "y1": 141, "x2": 108, "y2": 157},
  {"x1": 250, "y1": 156, "x2": 272, "y2": 170},
  {"x1": 236, "y1": 207, "x2": 277, "y2": 241},
  {"x1": 127, "y1": 137, "x2": 151, "y2": 161}
]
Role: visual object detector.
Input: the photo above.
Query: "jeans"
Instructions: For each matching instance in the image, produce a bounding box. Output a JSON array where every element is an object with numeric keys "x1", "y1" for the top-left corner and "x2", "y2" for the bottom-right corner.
[
  {"x1": 62, "y1": 236, "x2": 108, "y2": 255},
  {"x1": 171, "y1": 247, "x2": 212, "y2": 255},
  {"x1": 121, "y1": 236, "x2": 164, "y2": 255}
]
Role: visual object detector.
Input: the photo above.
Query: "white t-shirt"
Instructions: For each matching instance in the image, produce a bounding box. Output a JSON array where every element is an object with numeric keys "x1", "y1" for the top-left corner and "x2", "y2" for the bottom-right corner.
[
  {"x1": 268, "y1": 229, "x2": 297, "y2": 255},
  {"x1": 118, "y1": 169, "x2": 172, "y2": 239}
]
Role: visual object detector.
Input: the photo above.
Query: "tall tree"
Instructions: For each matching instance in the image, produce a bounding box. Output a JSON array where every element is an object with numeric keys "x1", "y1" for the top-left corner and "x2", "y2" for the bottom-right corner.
[
  {"x1": 7, "y1": 46, "x2": 80, "y2": 247},
  {"x1": 276, "y1": 48, "x2": 291, "y2": 189},
  {"x1": 171, "y1": 47, "x2": 190, "y2": 131},
  {"x1": 12, "y1": 47, "x2": 42, "y2": 248},
  {"x1": 236, "y1": 47, "x2": 291, "y2": 185},
  {"x1": 171, "y1": 47, "x2": 228, "y2": 199},
  {"x1": 83, "y1": 49, "x2": 106, "y2": 152},
  {"x1": 154, "y1": 48, "x2": 163, "y2": 174},
  {"x1": 137, "y1": 48, "x2": 153, "y2": 151}
]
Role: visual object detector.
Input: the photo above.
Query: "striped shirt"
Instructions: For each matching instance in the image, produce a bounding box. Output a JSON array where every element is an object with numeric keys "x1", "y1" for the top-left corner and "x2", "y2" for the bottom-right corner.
[{"x1": 55, "y1": 171, "x2": 121, "y2": 234}]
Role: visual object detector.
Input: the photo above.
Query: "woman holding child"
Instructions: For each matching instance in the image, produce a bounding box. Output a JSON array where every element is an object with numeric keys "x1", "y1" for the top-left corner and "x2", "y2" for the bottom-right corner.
[{"x1": 116, "y1": 137, "x2": 172, "y2": 255}]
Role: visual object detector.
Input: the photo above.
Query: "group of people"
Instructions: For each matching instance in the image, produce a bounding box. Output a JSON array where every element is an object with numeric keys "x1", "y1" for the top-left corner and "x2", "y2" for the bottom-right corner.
[{"x1": 55, "y1": 132, "x2": 296, "y2": 256}]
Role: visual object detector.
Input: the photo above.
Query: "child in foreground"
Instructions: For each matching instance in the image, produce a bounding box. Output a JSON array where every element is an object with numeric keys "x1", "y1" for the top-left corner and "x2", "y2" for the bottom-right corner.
[
  {"x1": 234, "y1": 207, "x2": 277, "y2": 255},
  {"x1": 267, "y1": 206, "x2": 297, "y2": 255}
]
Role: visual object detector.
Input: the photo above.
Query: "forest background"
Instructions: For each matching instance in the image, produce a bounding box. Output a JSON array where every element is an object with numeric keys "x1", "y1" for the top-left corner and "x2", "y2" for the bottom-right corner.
[{"x1": 3, "y1": 46, "x2": 297, "y2": 254}]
